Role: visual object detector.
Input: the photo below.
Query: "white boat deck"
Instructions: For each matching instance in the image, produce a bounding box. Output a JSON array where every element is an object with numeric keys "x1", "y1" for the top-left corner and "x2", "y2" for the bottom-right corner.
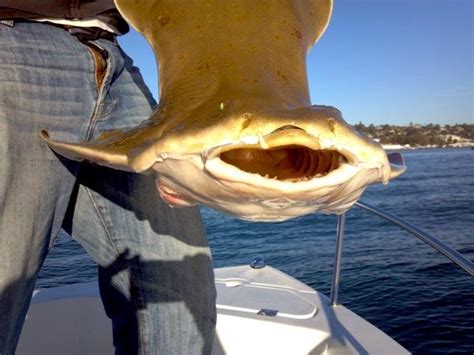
[{"x1": 17, "y1": 265, "x2": 409, "y2": 354}]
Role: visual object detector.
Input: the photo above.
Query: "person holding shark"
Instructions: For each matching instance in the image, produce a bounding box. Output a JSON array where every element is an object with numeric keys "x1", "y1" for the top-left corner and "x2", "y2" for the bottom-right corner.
[{"x1": 0, "y1": 1, "x2": 216, "y2": 354}]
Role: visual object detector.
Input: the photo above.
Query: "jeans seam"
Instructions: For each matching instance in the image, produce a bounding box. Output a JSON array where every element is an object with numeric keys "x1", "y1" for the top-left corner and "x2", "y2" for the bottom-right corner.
[{"x1": 84, "y1": 187, "x2": 149, "y2": 353}]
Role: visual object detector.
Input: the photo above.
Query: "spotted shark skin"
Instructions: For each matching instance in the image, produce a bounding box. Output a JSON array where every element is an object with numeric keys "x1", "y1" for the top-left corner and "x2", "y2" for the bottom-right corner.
[{"x1": 41, "y1": 0, "x2": 405, "y2": 221}]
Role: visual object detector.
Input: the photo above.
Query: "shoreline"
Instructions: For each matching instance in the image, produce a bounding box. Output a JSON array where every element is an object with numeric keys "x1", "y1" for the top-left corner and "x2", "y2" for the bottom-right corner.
[{"x1": 382, "y1": 143, "x2": 474, "y2": 150}]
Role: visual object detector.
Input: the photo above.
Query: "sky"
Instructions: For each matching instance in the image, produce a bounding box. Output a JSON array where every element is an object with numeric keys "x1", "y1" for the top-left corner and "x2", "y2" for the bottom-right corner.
[{"x1": 118, "y1": 0, "x2": 473, "y2": 126}]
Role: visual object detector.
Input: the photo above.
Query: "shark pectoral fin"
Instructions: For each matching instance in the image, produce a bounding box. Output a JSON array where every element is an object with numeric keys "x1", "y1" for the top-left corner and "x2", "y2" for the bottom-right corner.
[
  {"x1": 40, "y1": 130, "x2": 137, "y2": 172},
  {"x1": 95, "y1": 129, "x2": 126, "y2": 142},
  {"x1": 387, "y1": 152, "x2": 407, "y2": 179}
]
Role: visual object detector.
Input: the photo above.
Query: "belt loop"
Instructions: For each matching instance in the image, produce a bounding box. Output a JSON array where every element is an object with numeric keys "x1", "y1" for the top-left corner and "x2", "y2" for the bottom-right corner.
[{"x1": 0, "y1": 20, "x2": 15, "y2": 27}]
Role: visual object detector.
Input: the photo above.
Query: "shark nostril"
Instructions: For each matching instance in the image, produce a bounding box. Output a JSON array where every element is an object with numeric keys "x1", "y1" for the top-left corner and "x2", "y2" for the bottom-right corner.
[{"x1": 220, "y1": 145, "x2": 347, "y2": 181}]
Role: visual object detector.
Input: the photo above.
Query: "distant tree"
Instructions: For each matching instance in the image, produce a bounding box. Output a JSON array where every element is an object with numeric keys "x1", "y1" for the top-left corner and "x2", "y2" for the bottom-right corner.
[
  {"x1": 367, "y1": 124, "x2": 377, "y2": 138},
  {"x1": 354, "y1": 122, "x2": 366, "y2": 132}
]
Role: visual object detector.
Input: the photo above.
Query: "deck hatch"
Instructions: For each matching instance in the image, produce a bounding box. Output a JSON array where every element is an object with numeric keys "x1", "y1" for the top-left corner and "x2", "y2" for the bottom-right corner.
[{"x1": 215, "y1": 281, "x2": 317, "y2": 320}]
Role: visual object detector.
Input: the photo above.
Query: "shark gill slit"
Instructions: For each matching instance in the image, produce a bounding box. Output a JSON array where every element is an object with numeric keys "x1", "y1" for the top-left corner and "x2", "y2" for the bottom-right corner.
[{"x1": 220, "y1": 146, "x2": 346, "y2": 181}]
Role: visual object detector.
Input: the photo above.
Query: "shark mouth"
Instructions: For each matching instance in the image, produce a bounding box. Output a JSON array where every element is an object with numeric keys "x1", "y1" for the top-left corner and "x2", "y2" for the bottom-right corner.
[
  {"x1": 203, "y1": 128, "x2": 364, "y2": 191},
  {"x1": 219, "y1": 146, "x2": 346, "y2": 182}
]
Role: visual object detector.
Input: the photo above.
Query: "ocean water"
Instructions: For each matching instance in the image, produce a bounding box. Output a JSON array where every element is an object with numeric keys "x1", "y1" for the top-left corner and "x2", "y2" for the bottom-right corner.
[{"x1": 38, "y1": 148, "x2": 474, "y2": 354}]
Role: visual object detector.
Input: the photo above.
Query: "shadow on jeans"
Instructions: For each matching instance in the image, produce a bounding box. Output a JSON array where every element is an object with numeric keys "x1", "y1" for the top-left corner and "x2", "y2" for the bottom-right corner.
[{"x1": 98, "y1": 249, "x2": 218, "y2": 354}]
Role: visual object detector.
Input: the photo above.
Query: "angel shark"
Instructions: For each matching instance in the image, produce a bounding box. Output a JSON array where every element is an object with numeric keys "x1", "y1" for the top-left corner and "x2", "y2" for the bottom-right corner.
[{"x1": 41, "y1": 0, "x2": 405, "y2": 221}]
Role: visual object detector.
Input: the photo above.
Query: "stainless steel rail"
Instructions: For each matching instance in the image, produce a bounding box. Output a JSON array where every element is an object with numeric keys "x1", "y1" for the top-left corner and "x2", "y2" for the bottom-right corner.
[
  {"x1": 329, "y1": 200, "x2": 473, "y2": 306},
  {"x1": 355, "y1": 201, "x2": 474, "y2": 276},
  {"x1": 330, "y1": 214, "x2": 346, "y2": 306}
]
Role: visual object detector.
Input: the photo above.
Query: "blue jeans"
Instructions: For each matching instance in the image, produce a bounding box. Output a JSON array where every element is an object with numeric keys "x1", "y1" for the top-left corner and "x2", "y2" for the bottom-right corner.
[{"x1": 0, "y1": 22, "x2": 216, "y2": 354}]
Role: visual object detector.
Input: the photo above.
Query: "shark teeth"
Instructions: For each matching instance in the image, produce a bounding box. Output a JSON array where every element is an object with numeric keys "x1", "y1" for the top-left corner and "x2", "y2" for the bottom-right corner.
[{"x1": 256, "y1": 173, "x2": 320, "y2": 182}]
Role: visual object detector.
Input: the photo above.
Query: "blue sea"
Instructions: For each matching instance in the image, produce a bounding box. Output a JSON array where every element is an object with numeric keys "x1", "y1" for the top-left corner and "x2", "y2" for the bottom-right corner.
[{"x1": 38, "y1": 148, "x2": 474, "y2": 354}]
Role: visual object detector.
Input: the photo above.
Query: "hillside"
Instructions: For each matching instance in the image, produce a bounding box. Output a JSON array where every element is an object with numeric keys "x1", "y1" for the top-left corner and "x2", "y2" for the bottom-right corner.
[{"x1": 354, "y1": 123, "x2": 474, "y2": 148}]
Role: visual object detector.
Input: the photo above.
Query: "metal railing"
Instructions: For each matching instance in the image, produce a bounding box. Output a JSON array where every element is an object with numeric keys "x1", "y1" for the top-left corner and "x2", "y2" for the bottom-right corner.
[{"x1": 329, "y1": 200, "x2": 474, "y2": 306}]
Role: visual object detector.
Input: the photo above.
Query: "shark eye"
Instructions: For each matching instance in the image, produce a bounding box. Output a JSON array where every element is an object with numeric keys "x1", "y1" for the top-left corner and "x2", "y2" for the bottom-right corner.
[{"x1": 220, "y1": 146, "x2": 346, "y2": 181}]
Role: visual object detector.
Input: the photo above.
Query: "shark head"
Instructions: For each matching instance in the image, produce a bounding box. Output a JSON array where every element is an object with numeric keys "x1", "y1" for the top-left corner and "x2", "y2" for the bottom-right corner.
[{"x1": 41, "y1": 0, "x2": 405, "y2": 221}]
